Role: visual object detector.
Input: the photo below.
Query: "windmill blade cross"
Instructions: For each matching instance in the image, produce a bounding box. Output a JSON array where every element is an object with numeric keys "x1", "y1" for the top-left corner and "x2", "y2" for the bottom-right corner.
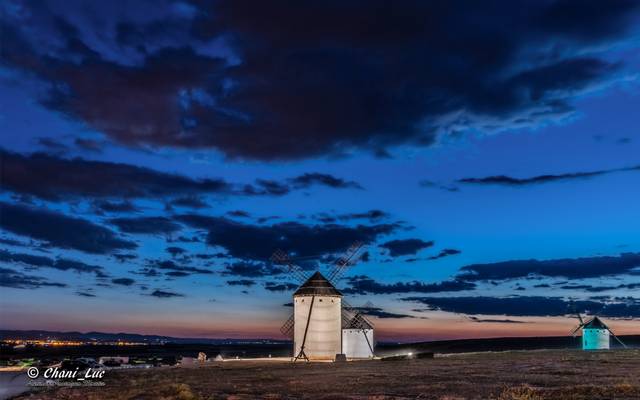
[
  {"x1": 609, "y1": 329, "x2": 627, "y2": 348},
  {"x1": 342, "y1": 299, "x2": 375, "y2": 329},
  {"x1": 327, "y1": 241, "x2": 365, "y2": 285},
  {"x1": 280, "y1": 313, "x2": 295, "y2": 338},
  {"x1": 271, "y1": 249, "x2": 308, "y2": 283},
  {"x1": 570, "y1": 324, "x2": 583, "y2": 337}
]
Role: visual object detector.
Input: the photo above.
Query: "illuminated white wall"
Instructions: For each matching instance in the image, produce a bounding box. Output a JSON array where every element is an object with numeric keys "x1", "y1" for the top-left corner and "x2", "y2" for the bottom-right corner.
[
  {"x1": 582, "y1": 328, "x2": 609, "y2": 350},
  {"x1": 294, "y1": 295, "x2": 341, "y2": 360},
  {"x1": 342, "y1": 329, "x2": 374, "y2": 359}
]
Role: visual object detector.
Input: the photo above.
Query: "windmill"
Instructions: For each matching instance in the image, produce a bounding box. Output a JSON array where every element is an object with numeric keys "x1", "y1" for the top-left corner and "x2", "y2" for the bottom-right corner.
[
  {"x1": 272, "y1": 242, "x2": 375, "y2": 361},
  {"x1": 341, "y1": 300, "x2": 375, "y2": 359},
  {"x1": 569, "y1": 302, "x2": 626, "y2": 350}
]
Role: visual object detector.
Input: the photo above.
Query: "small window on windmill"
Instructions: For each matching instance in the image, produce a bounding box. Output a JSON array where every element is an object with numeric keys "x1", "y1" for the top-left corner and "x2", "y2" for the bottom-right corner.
[{"x1": 319, "y1": 299, "x2": 323, "y2": 302}]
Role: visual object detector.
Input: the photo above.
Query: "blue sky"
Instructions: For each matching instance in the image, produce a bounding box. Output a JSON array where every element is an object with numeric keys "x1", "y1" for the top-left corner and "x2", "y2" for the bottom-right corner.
[{"x1": 1, "y1": 0, "x2": 640, "y2": 341}]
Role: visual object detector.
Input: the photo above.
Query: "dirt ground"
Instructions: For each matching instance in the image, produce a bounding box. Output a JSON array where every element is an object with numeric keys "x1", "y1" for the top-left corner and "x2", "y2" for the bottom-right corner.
[{"x1": 16, "y1": 349, "x2": 640, "y2": 399}]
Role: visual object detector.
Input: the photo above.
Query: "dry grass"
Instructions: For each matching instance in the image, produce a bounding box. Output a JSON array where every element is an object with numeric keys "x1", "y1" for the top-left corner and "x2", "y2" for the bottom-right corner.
[{"x1": 18, "y1": 349, "x2": 640, "y2": 400}]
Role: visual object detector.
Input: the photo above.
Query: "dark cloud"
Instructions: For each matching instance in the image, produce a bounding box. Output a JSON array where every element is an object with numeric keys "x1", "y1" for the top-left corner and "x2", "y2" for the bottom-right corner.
[
  {"x1": 94, "y1": 200, "x2": 139, "y2": 213},
  {"x1": 76, "y1": 291, "x2": 96, "y2": 297},
  {"x1": 112, "y1": 277, "x2": 135, "y2": 286},
  {"x1": 380, "y1": 239, "x2": 434, "y2": 257},
  {"x1": 0, "y1": 149, "x2": 232, "y2": 201},
  {"x1": 241, "y1": 173, "x2": 361, "y2": 196},
  {"x1": 113, "y1": 253, "x2": 137, "y2": 263},
  {"x1": 243, "y1": 179, "x2": 290, "y2": 196},
  {"x1": 227, "y1": 210, "x2": 251, "y2": 218},
  {"x1": 0, "y1": 267, "x2": 66, "y2": 289},
  {"x1": 288, "y1": 173, "x2": 362, "y2": 190},
  {"x1": 177, "y1": 214, "x2": 400, "y2": 261},
  {"x1": 419, "y1": 180, "x2": 459, "y2": 193},
  {"x1": 403, "y1": 296, "x2": 640, "y2": 318},
  {"x1": 457, "y1": 252, "x2": 640, "y2": 281},
  {"x1": 0, "y1": 250, "x2": 108, "y2": 278},
  {"x1": 169, "y1": 196, "x2": 209, "y2": 209},
  {"x1": 468, "y1": 316, "x2": 526, "y2": 324},
  {"x1": 166, "y1": 271, "x2": 190, "y2": 277},
  {"x1": 227, "y1": 279, "x2": 256, "y2": 287},
  {"x1": 459, "y1": 165, "x2": 640, "y2": 186},
  {"x1": 427, "y1": 249, "x2": 462, "y2": 261},
  {"x1": 343, "y1": 275, "x2": 475, "y2": 295},
  {"x1": 135, "y1": 268, "x2": 160, "y2": 277},
  {"x1": 37, "y1": 137, "x2": 68, "y2": 152},
  {"x1": 0, "y1": 237, "x2": 26, "y2": 247},
  {"x1": 53, "y1": 259, "x2": 108, "y2": 278},
  {"x1": 150, "y1": 289, "x2": 184, "y2": 298},
  {"x1": 153, "y1": 260, "x2": 213, "y2": 275},
  {"x1": 354, "y1": 306, "x2": 416, "y2": 319},
  {"x1": 312, "y1": 210, "x2": 389, "y2": 224},
  {"x1": 177, "y1": 236, "x2": 202, "y2": 243},
  {"x1": 109, "y1": 216, "x2": 182, "y2": 234},
  {"x1": 0, "y1": 202, "x2": 136, "y2": 254},
  {"x1": 1, "y1": 150, "x2": 361, "y2": 202},
  {"x1": 263, "y1": 282, "x2": 298, "y2": 292},
  {"x1": 222, "y1": 262, "x2": 284, "y2": 278},
  {"x1": 560, "y1": 282, "x2": 640, "y2": 292},
  {"x1": 4, "y1": 1, "x2": 638, "y2": 159},
  {"x1": 338, "y1": 210, "x2": 389, "y2": 221},
  {"x1": 166, "y1": 247, "x2": 186, "y2": 258},
  {"x1": 74, "y1": 138, "x2": 104, "y2": 153}
]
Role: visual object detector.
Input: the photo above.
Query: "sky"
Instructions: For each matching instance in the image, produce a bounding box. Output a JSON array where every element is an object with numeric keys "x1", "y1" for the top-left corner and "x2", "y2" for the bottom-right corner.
[{"x1": 1, "y1": 0, "x2": 640, "y2": 342}]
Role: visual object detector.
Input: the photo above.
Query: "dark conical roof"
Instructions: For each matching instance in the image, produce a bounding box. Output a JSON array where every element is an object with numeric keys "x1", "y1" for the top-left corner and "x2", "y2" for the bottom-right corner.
[
  {"x1": 583, "y1": 316, "x2": 608, "y2": 329},
  {"x1": 293, "y1": 271, "x2": 342, "y2": 297}
]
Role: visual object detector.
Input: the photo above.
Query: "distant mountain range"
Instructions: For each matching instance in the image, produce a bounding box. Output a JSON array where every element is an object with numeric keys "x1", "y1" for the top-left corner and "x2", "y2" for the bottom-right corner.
[{"x1": 0, "y1": 330, "x2": 288, "y2": 344}]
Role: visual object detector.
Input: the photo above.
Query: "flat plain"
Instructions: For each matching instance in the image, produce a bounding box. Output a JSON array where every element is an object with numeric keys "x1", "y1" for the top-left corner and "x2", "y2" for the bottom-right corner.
[{"x1": 17, "y1": 349, "x2": 640, "y2": 400}]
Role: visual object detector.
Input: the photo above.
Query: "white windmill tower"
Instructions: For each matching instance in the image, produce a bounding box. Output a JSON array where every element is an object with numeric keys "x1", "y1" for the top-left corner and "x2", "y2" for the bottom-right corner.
[
  {"x1": 570, "y1": 309, "x2": 626, "y2": 350},
  {"x1": 272, "y1": 242, "x2": 375, "y2": 361}
]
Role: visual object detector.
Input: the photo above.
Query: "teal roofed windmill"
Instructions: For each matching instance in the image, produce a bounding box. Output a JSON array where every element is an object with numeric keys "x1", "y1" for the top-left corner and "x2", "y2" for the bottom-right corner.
[{"x1": 570, "y1": 312, "x2": 626, "y2": 350}]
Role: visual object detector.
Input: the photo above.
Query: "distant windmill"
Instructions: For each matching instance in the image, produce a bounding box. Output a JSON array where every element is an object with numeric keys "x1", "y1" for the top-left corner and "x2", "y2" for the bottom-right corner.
[
  {"x1": 271, "y1": 242, "x2": 375, "y2": 361},
  {"x1": 569, "y1": 302, "x2": 626, "y2": 350}
]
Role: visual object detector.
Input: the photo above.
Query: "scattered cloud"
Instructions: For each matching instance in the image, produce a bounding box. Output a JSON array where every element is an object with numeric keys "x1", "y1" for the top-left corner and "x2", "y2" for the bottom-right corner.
[
  {"x1": 227, "y1": 279, "x2": 256, "y2": 287},
  {"x1": 404, "y1": 296, "x2": 640, "y2": 318},
  {"x1": 0, "y1": 149, "x2": 231, "y2": 201},
  {"x1": 112, "y1": 277, "x2": 135, "y2": 286},
  {"x1": 380, "y1": 239, "x2": 434, "y2": 257},
  {"x1": 150, "y1": 289, "x2": 184, "y2": 298},
  {"x1": 109, "y1": 216, "x2": 182, "y2": 234},
  {"x1": 457, "y1": 253, "x2": 640, "y2": 281},
  {"x1": 169, "y1": 196, "x2": 209, "y2": 209},
  {"x1": 152, "y1": 260, "x2": 213, "y2": 275},
  {"x1": 74, "y1": 138, "x2": 104, "y2": 153},
  {"x1": 222, "y1": 262, "x2": 284, "y2": 278},
  {"x1": 263, "y1": 282, "x2": 298, "y2": 292},
  {"x1": 0, "y1": 267, "x2": 66, "y2": 289},
  {"x1": 354, "y1": 306, "x2": 416, "y2": 319},
  {"x1": 0, "y1": 250, "x2": 108, "y2": 278},
  {"x1": 342, "y1": 275, "x2": 475, "y2": 295},
  {"x1": 288, "y1": 173, "x2": 362, "y2": 190},
  {"x1": 419, "y1": 180, "x2": 459, "y2": 193},
  {"x1": 0, "y1": 202, "x2": 136, "y2": 254},
  {"x1": 177, "y1": 214, "x2": 400, "y2": 261},
  {"x1": 458, "y1": 165, "x2": 640, "y2": 186},
  {"x1": 468, "y1": 316, "x2": 526, "y2": 324},
  {"x1": 94, "y1": 200, "x2": 139, "y2": 213},
  {"x1": 427, "y1": 249, "x2": 462, "y2": 261}
]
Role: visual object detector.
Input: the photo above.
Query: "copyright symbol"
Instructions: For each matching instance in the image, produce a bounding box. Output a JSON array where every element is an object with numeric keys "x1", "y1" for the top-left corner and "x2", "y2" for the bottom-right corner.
[{"x1": 27, "y1": 367, "x2": 39, "y2": 379}]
